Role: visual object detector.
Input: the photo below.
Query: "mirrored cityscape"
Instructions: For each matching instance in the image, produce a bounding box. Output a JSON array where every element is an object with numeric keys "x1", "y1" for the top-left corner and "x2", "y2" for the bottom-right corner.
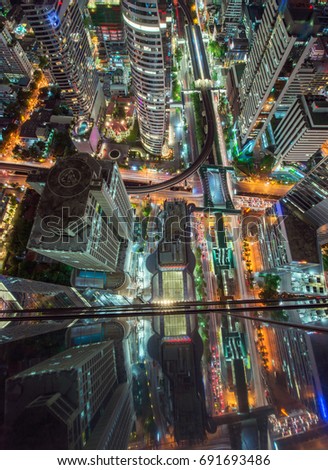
[{"x1": 0, "y1": 0, "x2": 328, "y2": 451}]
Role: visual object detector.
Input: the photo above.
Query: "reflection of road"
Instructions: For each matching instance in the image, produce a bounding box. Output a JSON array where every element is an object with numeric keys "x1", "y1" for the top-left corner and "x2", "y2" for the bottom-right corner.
[
  {"x1": 142, "y1": 319, "x2": 168, "y2": 446},
  {"x1": 231, "y1": 215, "x2": 266, "y2": 408},
  {"x1": 194, "y1": 215, "x2": 225, "y2": 415},
  {"x1": 235, "y1": 181, "x2": 293, "y2": 197}
]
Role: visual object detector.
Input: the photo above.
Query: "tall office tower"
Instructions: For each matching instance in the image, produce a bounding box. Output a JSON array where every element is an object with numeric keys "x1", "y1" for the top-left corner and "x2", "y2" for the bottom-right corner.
[
  {"x1": 242, "y1": 2, "x2": 265, "y2": 49},
  {"x1": 0, "y1": 274, "x2": 130, "y2": 311},
  {"x1": 27, "y1": 153, "x2": 133, "y2": 273},
  {"x1": 282, "y1": 155, "x2": 328, "y2": 229},
  {"x1": 257, "y1": 200, "x2": 320, "y2": 273},
  {"x1": 0, "y1": 16, "x2": 34, "y2": 83},
  {"x1": 221, "y1": 0, "x2": 243, "y2": 38},
  {"x1": 0, "y1": 273, "x2": 130, "y2": 332},
  {"x1": 276, "y1": 38, "x2": 328, "y2": 113},
  {"x1": 237, "y1": 0, "x2": 325, "y2": 146},
  {"x1": 0, "y1": 274, "x2": 90, "y2": 311},
  {"x1": 21, "y1": 0, "x2": 105, "y2": 120},
  {"x1": 274, "y1": 95, "x2": 328, "y2": 164},
  {"x1": 5, "y1": 342, "x2": 134, "y2": 449},
  {"x1": 122, "y1": 0, "x2": 171, "y2": 156}
]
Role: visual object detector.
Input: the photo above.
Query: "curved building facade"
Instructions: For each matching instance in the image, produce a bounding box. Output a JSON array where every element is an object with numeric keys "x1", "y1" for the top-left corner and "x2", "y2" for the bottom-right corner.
[
  {"x1": 122, "y1": 0, "x2": 170, "y2": 155},
  {"x1": 22, "y1": 0, "x2": 103, "y2": 119}
]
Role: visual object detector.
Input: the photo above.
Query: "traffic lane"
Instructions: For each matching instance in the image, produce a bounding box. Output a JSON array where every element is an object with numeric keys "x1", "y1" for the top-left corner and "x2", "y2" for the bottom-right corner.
[{"x1": 235, "y1": 181, "x2": 293, "y2": 197}]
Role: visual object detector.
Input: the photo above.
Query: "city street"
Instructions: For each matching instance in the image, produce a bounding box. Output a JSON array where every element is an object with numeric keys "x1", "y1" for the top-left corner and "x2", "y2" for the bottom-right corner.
[{"x1": 235, "y1": 180, "x2": 293, "y2": 197}]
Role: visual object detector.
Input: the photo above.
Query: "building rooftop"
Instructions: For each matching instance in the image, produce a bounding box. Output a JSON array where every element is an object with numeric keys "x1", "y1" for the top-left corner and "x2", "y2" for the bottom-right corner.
[
  {"x1": 27, "y1": 154, "x2": 116, "y2": 254},
  {"x1": 89, "y1": 5, "x2": 122, "y2": 26},
  {"x1": 274, "y1": 201, "x2": 320, "y2": 264},
  {"x1": 304, "y1": 96, "x2": 328, "y2": 127}
]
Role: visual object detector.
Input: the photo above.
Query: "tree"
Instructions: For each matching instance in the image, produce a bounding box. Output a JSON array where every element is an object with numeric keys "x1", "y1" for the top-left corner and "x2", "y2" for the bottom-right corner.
[
  {"x1": 208, "y1": 40, "x2": 227, "y2": 60},
  {"x1": 175, "y1": 46, "x2": 183, "y2": 65},
  {"x1": 38, "y1": 55, "x2": 49, "y2": 70},
  {"x1": 33, "y1": 70, "x2": 42, "y2": 83},
  {"x1": 51, "y1": 130, "x2": 74, "y2": 157},
  {"x1": 113, "y1": 105, "x2": 126, "y2": 120},
  {"x1": 258, "y1": 274, "x2": 280, "y2": 301},
  {"x1": 271, "y1": 310, "x2": 289, "y2": 321},
  {"x1": 50, "y1": 85, "x2": 60, "y2": 99},
  {"x1": 29, "y1": 81, "x2": 38, "y2": 92}
]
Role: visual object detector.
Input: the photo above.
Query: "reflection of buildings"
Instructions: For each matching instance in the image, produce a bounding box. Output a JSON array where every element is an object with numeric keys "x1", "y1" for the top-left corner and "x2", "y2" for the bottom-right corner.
[
  {"x1": 27, "y1": 153, "x2": 133, "y2": 275},
  {"x1": 147, "y1": 200, "x2": 206, "y2": 444},
  {"x1": 5, "y1": 340, "x2": 134, "y2": 449},
  {"x1": 122, "y1": 0, "x2": 171, "y2": 155},
  {"x1": 22, "y1": 0, "x2": 105, "y2": 120},
  {"x1": 265, "y1": 326, "x2": 328, "y2": 422},
  {"x1": 0, "y1": 275, "x2": 133, "y2": 446}
]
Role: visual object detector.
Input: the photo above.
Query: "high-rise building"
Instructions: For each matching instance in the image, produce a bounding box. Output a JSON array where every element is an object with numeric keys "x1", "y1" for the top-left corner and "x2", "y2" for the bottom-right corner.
[
  {"x1": 275, "y1": 38, "x2": 328, "y2": 113},
  {"x1": 0, "y1": 274, "x2": 89, "y2": 311},
  {"x1": 221, "y1": 0, "x2": 243, "y2": 38},
  {"x1": 5, "y1": 341, "x2": 134, "y2": 449},
  {"x1": 0, "y1": 16, "x2": 34, "y2": 83},
  {"x1": 257, "y1": 200, "x2": 320, "y2": 272},
  {"x1": 21, "y1": 0, "x2": 105, "y2": 120},
  {"x1": 237, "y1": 0, "x2": 326, "y2": 146},
  {"x1": 0, "y1": 274, "x2": 130, "y2": 334},
  {"x1": 274, "y1": 95, "x2": 328, "y2": 164},
  {"x1": 122, "y1": 0, "x2": 171, "y2": 155},
  {"x1": 27, "y1": 153, "x2": 133, "y2": 273},
  {"x1": 282, "y1": 155, "x2": 328, "y2": 229},
  {"x1": 242, "y1": 2, "x2": 265, "y2": 49}
]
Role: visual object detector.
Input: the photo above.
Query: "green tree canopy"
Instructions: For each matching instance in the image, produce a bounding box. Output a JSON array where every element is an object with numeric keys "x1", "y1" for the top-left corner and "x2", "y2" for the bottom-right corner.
[
  {"x1": 208, "y1": 40, "x2": 227, "y2": 59},
  {"x1": 258, "y1": 274, "x2": 281, "y2": 300}
]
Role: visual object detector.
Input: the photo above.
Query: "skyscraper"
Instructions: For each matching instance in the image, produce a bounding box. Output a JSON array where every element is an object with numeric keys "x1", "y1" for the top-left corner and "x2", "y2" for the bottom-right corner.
[
  {"x1": 274, "y1": 95, "x2": 328, "y2": 164},
  {"x1": 221, "y1": 0, "x2": 243, "y2": 38},
  {"x1": 0, "y1": 16, "x2": 34, "y2": 83},
  {"x1": 27, "y1": 153, "x2": 133, "y2": 273},
  {"x1": 282, "y1": 155, "x2": 328, "y2": 229},
  {"x1": 237, "y1": 0, "x2": 326, "y2": 146},
  {"x1": 122, "y1": 0, "x2": 171, "y2": 155},
  {"x1": 5, "y1": 341, "x2": 134, "y2": 449},
  {"x1": 21, "y1": 0, "x2": 105, "y2": 120},
  {"x1": 257, "y1": 200, "x2": 320, "y2": 272}
]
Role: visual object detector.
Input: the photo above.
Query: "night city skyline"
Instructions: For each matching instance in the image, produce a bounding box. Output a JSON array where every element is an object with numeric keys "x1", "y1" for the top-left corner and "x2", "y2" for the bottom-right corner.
[{"x1": 0, "y1": 0, "x2": 328, "y2": 452}]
